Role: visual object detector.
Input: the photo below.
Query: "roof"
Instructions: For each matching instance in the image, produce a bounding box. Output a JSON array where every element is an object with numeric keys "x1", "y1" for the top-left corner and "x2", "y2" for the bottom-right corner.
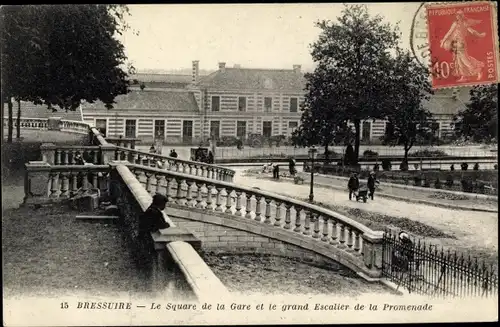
[
  {"x1": 130, "y1": 73, "x2": 194, "y2": 84},
  {"x1": 81, "y1": 89, "x2": 199, "y2": 113},
  {"x1": 423, "y1": 87, "x2": 472, "y2": 116},
  {"x1": 197, "y1": 68, "x2": 307, "y2": 91},
  {"x1": 2, "y1": 101, "x2": 83, "y2": 121}
]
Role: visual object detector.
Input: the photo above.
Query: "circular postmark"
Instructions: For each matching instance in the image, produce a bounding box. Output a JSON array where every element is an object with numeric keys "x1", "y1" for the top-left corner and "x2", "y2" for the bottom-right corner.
[{"x1": 410, "y1": 2, "x2": 432, "y2": 69}]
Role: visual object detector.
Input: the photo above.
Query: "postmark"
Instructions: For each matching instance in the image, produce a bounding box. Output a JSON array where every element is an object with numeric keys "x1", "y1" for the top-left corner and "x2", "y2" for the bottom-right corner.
[
  {"x1": 410, "y1": 3, "x2": 431, "y2": 69},
  {"x1": 425, "y1": 1, "x2": 500, "y2": 89}
]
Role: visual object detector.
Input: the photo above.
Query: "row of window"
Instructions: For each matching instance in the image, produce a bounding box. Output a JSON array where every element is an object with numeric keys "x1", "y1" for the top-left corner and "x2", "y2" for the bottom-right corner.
[
  {"x1": 211, "y1": 95, "x2": 299, "y2": 112},
  {"x1": 95, "y1": 118, "x2": 299, "y2": 139}
]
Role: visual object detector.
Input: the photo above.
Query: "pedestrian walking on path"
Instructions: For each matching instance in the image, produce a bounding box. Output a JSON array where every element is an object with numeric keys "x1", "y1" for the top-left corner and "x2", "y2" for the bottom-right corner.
[
  {"x1": 288, "y1": 156, "x2": 296, "y2": 176},
  {"x1": 348, "y1": 172, "x2": 360, "y2": 200},
  {"x1": 367, "y1": 172, "x2": 379, "y2": 200}
]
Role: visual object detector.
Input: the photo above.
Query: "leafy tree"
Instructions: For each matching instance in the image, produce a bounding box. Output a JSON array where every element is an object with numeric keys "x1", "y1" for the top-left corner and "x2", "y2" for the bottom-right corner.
[
  {"x1": 381, "y1": 49, "x2": 435, "y2": 163},
  {"x1": 291, "y1": 68, "x2": 353, "y2": 163},
  {"x1": 1, "y1": 5, "x2": 134, "y2": 143},
  {"x1": 305, "y1": 4, "x2": 401, "y2": 164},
  {"x1": 453, "y1": 84, "x2": 498, "y2": 143}
]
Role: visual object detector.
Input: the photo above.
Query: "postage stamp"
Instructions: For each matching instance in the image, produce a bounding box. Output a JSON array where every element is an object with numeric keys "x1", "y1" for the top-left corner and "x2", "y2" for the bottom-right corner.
[{"x1": 426, "y1": 1, "x2": 500, "y2": 89}]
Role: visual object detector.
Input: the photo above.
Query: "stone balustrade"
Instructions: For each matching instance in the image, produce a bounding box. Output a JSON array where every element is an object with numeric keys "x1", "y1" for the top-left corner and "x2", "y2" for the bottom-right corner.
[
  {"x1": 24, "y1": 162, "x2": 111, "y2": 204},
  {"x1": 114, "y1": 146, "x2": 236, "y2": 183},
  {"x1": 126, "y1": 163, "x2": 385, "y2": 278},
  {"x1": 59, "y1": 120, "x2": 90, "y2": 134},
  {"x1": 89, "y1": 127, "x2": 109, "y2": 146},
  {"x1": 4, "y1": 117, "x2": 49, "y2": 130},
  {"x1": 106, "y1": 137, "x2": 139, "y2": 149}
]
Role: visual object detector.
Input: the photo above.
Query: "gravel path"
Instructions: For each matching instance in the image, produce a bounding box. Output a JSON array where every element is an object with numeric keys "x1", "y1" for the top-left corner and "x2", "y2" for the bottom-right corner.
[{"x1": 234, "y1": 169, "x2": 498, "y2": 254}]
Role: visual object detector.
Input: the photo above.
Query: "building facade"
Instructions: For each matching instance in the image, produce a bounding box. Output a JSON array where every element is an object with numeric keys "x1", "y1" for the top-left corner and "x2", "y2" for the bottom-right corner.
[{"x1": 80, "y1": 61, "x2": 471, "y2": 145}]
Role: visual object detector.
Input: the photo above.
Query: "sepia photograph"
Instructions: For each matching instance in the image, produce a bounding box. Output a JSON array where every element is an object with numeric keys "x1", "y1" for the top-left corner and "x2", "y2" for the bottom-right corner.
[{"x1": 1, "y1": 2, "x2": 498, "y2": 326}]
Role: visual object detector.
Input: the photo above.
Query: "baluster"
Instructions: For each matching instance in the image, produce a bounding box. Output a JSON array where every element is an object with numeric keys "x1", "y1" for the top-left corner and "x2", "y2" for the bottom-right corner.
[
  {"x1": 303, "y1": 211, "x2": 311, "y2": 236},
  {"x1": 195, "y1": 165, "x2": 200, "y2": 176},
  {"x1": 155, "y1": 174, "x2": 164, "y2": 194},
  {"x1": 235, "y1": 191, "x2": 243, "y2": 216},
  {"x1": 91, "y1": 150, "x2": 97, "y2": 164},
  {"x1": 183, "y1": 163, "x2": 188, "y2": 174},
  {"x1": 284, "y1": 204, "x2": 292, "y2": 229},
  {"x1": 69, "y1": 150, "x2": 75, "y2": 165},
  {"x1": 206, "y1": 185, "x2": 214, "y2": 210},
  {"x1": 225, "y1": 188, "x2": 233, "y2": 213},
  {"x1": 80, "y1": 172, "x2": 89, "y2": 193},
  {"x1": 254, "y1": 195, "x2": 262, "y2": 221},
  {"x1": 321, "y1": 217, "x2": 329, "y2": 242},
  {"x1": 136, "y1": 154, "x2": 142, "y2": 165},
  {"x1": 59, "y1": 173, "x2": 69, "y2": 198},
  {"x1": 92, "y1": 171, "x2": 98, "y2": 188},
  {"x1": 165, "y1": 177, "x2": 174, "y2": 202},
  {"x1": 312, "y1": 214, "x2": 320, "y2": 239},
  {"x1": 346, "y1": 228, "x2": 354, "y2": 251},
  {"x1": 245, "y1": 193, "x2": 252, "y2": 219},
  {"x1": 274, "y1": 201, "x2": 282, "y2": 227},
  {"x1": 56, "y1": 150, "x2": 62, "y2": 165},
  {"x1": 61, "y1": 150, "x2": 68, "y2": 165},
  {"x1": 212, "y1": 169, "x2": 216, "y2": 179},
  {"x1": 330, "y1": 221, "x2": 338, "y2": 245},
  {"x1": 293, "y1": 208, "x2": 302, "y2": 232},
  {"x1": 189, "y1": 164, "x2": 193, "y2": 175},
  {"x1": 215, "y1": 187, "x2": 223, "y2": 212},
  {"x1": 69, "y1": 172, "x2": 78, "y2": 197},
  {"x1": 353, "y1": 232, "x2": 361, "y2": 255},
  {"x1": 185, "y1": 181, "x2": 195, "y2": 207},
  {"x1": 176, "y1": 162, "x2": 181, "y2": 172},
  {"x1": 264, "y1": 198, "x2": 272, "y2": 224},
  {"x1": 176, "y1": 179, "x2": 185, "y2": 205},
  {"x1": 338, "y1": 224, "x2": 346, "y2": 248},
  {"x1": 195, "y1": 183, "x2": 204, "y2": 208}
]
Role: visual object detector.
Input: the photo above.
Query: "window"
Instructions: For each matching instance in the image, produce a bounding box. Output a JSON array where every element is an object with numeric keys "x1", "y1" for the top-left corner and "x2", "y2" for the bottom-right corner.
[
  {"x1": 210, "y1": 121, "x2": 220, "y2": 140},
  {"x1": 95, "y1": 119, "x2": 107, "y2": 136},
  {"x1": 125, "y1": 119, "x2": 136, "y2": 138},
  {"x1": 290, "y1": 97, "x2": 298, "y2": 112},
  {"x1": 154, "y1": 120, "x2": 165, "y2": 139},
  {"x1": 211, "y1": 96, "x2": 220, "y2": 112},
  {"x1": 182, "y1": 120, "x2": 193, "y2": 143},
  {"x1": 236, "y1": 121, "x2": 247, "y2": 139},
  {"x1": 238, "y1": 97, "x2": 246, "y2": 112},
  {"x1": 264, "y1": 97, "x2": 272, "y2": 112},
  {"x1": 263, "y1": 121, "x2": 272, "y2": 137},
  {"x1": 288, "y1": 121, "x2": 298, "y2": 135}
]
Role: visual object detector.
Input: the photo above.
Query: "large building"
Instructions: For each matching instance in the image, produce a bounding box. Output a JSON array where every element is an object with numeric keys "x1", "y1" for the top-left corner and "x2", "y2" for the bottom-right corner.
[
  {"x1": 78, "y1": 61, "x2": 471, "y2": 145},
  {"x1": 81, "y1": 61, "x2": 305, "y2": 144}
]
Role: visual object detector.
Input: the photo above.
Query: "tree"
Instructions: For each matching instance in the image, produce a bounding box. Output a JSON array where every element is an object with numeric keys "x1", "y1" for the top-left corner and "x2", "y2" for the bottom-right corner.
[
  {"x1": 291, "y1": 63, "x2": 353, "y2": 163},
  {"x1": 453, "y1": 84, "x2": 498, "y2": 143},
  {"x1": 381, "y1": 49, "x2": 435, "y2": 164},
  {"x1": 306, "y1": 4, "x2": 401, "y2": 164},
  {"x1": 1, "y1": 5, "x2": 133, "y2": 143}
]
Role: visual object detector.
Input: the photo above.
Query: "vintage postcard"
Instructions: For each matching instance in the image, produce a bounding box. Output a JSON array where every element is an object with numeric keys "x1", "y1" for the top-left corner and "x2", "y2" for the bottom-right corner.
[{"x1": 2, "y1": 2, "x2": 498, "y2": 326}]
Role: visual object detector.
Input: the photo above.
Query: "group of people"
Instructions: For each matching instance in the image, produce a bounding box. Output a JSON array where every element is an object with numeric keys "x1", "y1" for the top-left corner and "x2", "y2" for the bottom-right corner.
[
  {"x1": 148, "y1": 144, "x2": 178, "y2": 158},
  {"x1": 347, "y1": 172, "x2": 379, "y2": 201},
  {"x1": 262, "y1": 156, "x2": 297, "y2": 180}
]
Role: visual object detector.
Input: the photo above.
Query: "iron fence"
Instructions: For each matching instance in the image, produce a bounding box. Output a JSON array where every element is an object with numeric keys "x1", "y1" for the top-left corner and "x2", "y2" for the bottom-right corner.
[{"x1": 382, "y1": 232, "x2": 498, "y2": 298}]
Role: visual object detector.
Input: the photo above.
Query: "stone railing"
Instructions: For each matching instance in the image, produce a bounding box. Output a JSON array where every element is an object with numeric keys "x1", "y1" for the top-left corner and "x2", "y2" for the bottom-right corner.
[
  {"x1": 89, "y1": 127, "x2": 109, "y2": 146},
  {"x1": 59, "y1": 119, "x2": 90, "y2": 134},
  {"x1": 110, "y1": 163, "x2": 230, "y2": 299},
  {"x1": 114, "y1": 146, "x2": 236, "y2": 183},
  {"x1": 24, "y1": 161, "x2": 111, "y2": 203},
  {"x1": 106, "y1": 137, "x2": 140, "y2": 149},
  {"x1": 4, "y1": 117, "x2": 49, "y2": 130},
  {"x1": 127, "y1": 163, "x2": 385, "y2": 278}
]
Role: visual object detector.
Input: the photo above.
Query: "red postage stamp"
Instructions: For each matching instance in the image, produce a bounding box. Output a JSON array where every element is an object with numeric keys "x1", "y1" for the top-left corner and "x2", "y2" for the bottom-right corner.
[{"x1": 426, "y1": 1, "x2": 500, "y2": 89}]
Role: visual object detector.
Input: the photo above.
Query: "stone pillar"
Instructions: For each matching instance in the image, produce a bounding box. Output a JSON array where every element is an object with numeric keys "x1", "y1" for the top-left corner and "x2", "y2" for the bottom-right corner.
[
  {"x1": 100, "y1": 144, "x2": 117, "y2": 164},
  {"x1": 47, "y1": 116, "x2": 62, "y2": 131},
  {"x1": 40, "y1": 143, "x2": 56, "y2": 165},
  {"x1": 24, "y1": 161, "x2": 52, "y2": 205},
  {"x1": 361, "y1": 230, "x2": 384, "y2": 278},
  {"x1": 151, "y1": 245, "x2": 169, "y2": 291}
]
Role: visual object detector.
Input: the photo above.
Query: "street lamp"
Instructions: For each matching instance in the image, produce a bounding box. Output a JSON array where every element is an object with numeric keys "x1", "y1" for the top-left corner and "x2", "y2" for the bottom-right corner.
[{"x1": 308, "y1": 145, "x2": 317, "y2": 202}]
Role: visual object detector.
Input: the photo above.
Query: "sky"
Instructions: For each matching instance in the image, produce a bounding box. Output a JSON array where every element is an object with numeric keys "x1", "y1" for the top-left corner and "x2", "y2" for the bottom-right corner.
[{"x1": 118, "y1": 3, "x2": 422, "y2": 73}]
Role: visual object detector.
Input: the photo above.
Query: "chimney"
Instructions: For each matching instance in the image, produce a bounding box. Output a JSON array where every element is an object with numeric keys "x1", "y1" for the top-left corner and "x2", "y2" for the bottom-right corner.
[
  {"x1": 192, "y1": 60, "x2": 199, "y2": 84},
  {"x1": 218, "y1": 62, "x2": 226, "y2": 72},
  {"x1": 293, "y1": 64, "x2": 302, "y2": 73}
]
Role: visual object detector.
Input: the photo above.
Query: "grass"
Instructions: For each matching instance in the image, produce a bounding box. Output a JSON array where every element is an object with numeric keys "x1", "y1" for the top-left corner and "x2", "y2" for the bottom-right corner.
[
  {"x1": 199, "y1": 251, "x2": 390, "y2": 296},
  {"x1": 1, "y1": 204, "x2": 159, "y2": 298}
]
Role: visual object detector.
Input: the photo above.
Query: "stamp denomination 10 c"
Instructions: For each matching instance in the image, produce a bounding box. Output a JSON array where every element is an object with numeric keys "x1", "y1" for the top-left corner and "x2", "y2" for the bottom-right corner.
[{"x1": 426, "y1": 1, "x2": 500, "y2": 89}]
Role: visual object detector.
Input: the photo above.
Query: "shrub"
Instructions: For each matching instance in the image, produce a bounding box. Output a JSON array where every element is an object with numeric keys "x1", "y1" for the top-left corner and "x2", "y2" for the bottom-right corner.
[
  {"x1": 217, "y1": 136, "x2": 239, "y2": 147},
  {"x1": 381, "y1": 159, "x2": 392, "y2": 171},
  {"x1": 399, "y1": 160, "x2": 409, "y2": 171},
  {"x1": 409, "y1": 149, "x2": 448, "y2": 158},
  {"x1": 445, "y1": 175, "x2": 454, "y2": 188},
  {"x1": 363, "y1": 149, "x2": 378, "y2": 157},
  {"x1": 461, "y1": 179, "x2": 473, "y2": 192},
  {"x1": 495, "y1": 164, "x2": 498, "y2": 170},
  {"x1": 373, "y1": 163, "x2": 380, "y2": 172},
  {"x1": 414, "y1": 176, "x2": 422, "y2": 186},
  {"x1": 473, "y1": 163, "x2": 480, "y2": 171},
  {"x1": 434, "y1": 177, "x2": 442, "y2": 189},
  {"x1": 475, "y1": 181, "x2": 485, "y2": 194},
  {"x1": 423, "y1": 178, "x2": 431, "y2": 187},
  {"x1": 413, "y1": 163, "x2": 419, "y2": 170},
  {"x1": 461, "y1": 162, "x2": 469, "y2": 171}
]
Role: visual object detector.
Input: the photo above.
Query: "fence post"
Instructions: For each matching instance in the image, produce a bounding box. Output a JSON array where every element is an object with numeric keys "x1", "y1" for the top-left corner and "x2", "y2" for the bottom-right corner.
[
  {"x1": 100, "y1": 144, "x2": 117, "y2": 164},
  {"x1": 361, "y1": 231, "x2": 385, "y2": 278},
  {"x1": 23, "y1": 161, "x2": 52, "y2": 205},
  {"x1": 40, "y1": 143, "x2": 56, "y2": 165}
]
